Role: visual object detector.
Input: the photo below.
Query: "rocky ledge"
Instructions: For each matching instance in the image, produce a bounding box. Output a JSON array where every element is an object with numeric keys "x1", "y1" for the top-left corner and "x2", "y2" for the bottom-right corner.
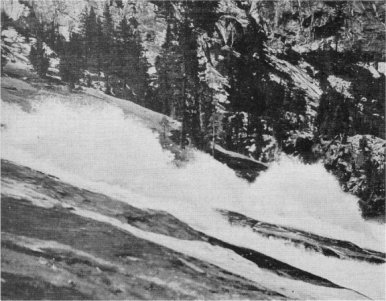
[{"x1": 1, "y1": 159, "x2": 370, "y2": 300}]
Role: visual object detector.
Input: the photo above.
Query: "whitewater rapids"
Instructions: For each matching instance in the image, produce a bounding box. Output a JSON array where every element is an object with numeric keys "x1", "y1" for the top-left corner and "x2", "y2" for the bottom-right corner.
[{"x1": 1, "y1": 96, "x2": 385, "y2": 299}]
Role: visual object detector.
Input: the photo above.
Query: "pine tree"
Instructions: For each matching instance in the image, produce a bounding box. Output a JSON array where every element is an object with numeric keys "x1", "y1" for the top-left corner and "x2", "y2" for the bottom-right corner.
[
  {"x1": 219, "y1": 12, "x2": 271, "y2": 157},
  {"x1": 45, "y1": 21, "x2": 64, "y2": 54},
  {"x1": 80, "y1": 7, "x2": 99, "y2": 70},
  {"x1": 180, "y1": 19, "x2": 203, "y2": 148},
  {"x1": 59, "y1": 33, "x2": 83, "y2": 89},
  {"x1": 115, "y1": 15, "x2": 151, "y2": 104},
  {"x1": 101, "y1": 3, "x2": 115, "y2": 94},
  {"x1": 156, "y1": 19, "x2": 184, "y2": 119},
  {"x1": 20, "y1": 5, "x2": 50, "y2": 78},
  {"x1": 154, "y1": 0, "x2": 221, "y2": 149},
  {"x1": 155, "y1": 9, "x2": 198, "y2": 147},
  {"x1": 115, "y1": 15, "x2": 131, "y2": 94},
  {"x1": 30, "y1": 32, "x2": 50, "y2": 77},
  {"x1": 316, "y1": 87, "x2": 349, "y2": 139},
  {"x1": 197, "y1": 37, "x2": 228, "y2": 153},
  {"x1": 96, "y1": 16, "x2": 104, "y2": 75}
]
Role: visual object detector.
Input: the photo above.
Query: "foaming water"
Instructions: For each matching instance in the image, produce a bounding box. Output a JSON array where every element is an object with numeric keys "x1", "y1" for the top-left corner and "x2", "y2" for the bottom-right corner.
[
  {"x1": 243, "y1": 157, "x2": 385, "y2": 250},
  {"x1": 2, "y1": 98, "x2": 385, "y2": 299}
]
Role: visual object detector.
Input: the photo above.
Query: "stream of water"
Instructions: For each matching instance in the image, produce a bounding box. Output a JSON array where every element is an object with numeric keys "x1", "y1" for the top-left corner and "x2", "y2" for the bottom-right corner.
[{"x1": 2, "y1": 98, "x2": 384, "y2": 299}]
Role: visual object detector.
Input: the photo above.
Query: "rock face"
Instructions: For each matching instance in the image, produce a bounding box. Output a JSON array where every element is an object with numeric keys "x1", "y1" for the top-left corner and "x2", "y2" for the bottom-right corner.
[
  {"x1": 217, "y1": 1, "x2": 385, "y2": 217},
  {"x1": 219, "y1": 209, "x2": 385, "y2": 264},
  {"x1": 1, "y1": 160, "x2": 285, "y2": 300},
  {"x1": 316, "y1": 135, "x2": 385, "y2": 217},
  {"x1": 254, "y1": 1, "x2": 385, "y2": 58}
]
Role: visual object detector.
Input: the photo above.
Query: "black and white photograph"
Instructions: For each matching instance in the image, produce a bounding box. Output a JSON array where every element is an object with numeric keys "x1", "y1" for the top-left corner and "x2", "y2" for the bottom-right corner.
[{"x1": 1, "y1": 0, "x2": 385, "y2": 299}]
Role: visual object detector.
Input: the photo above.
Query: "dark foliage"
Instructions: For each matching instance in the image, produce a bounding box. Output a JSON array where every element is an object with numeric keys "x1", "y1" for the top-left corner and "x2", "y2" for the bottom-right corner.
[
  {"x1": 59, "y1": 33, "x2": 83, "y2": 88},
  {"x1": 29, "y1": 34, "x2": 50, "y2": 77}
]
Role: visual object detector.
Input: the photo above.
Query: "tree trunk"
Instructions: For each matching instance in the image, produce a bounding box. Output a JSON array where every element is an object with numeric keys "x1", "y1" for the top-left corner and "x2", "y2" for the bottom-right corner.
[{"x1": 212, "y1": 117, "x2": 215, "y2": 156}]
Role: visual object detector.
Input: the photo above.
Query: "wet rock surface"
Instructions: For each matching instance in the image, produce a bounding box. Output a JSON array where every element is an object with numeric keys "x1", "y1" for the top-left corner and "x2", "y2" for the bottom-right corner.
[
  {"x1": 1, "y1": 159, "x2": 368, "y2": 300},
  {"x1": 219, "y1": 210, "x2": 385, "y2": 264}
]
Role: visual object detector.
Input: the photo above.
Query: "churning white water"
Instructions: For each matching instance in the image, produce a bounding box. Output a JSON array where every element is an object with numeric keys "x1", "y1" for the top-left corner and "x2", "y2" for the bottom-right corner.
[{"x1": 1, "y1": 97, "x2": 385, "y2": 299}]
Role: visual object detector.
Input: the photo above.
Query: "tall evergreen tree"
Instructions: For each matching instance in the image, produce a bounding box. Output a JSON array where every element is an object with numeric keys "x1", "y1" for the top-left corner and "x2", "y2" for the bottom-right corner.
[
  {"x1": 220, "y1": 13, "x2": 271, "y2": 157},
  {"x1": 30, "y1": 31, "x2": 50, "y2": 77},
  {"x1": 114, "y1": 15, "x2": 151, "y2": 104},
  {"x1": 80, "y1": 7, "x2": 99, "y2": 69},
  {"x1": 316, "y1": 87, "x2": 350, "y2": 139},
  {"x1": 45, "y1": 21, "x2": 63, "y2": 53},
  {"x1": 96, "y1": 16, "x2": 104, "y2": 75},
  {"x1": 156, "y1": 13, "x2": 185, "y2": 118},
  {"x1": 101, "y1": 3, "x2": 115, "y2": 94},
  {"x1": 155, "y1": 1, "x2": 220, "y2": 149},
  {"x1": 59, "y1": 33, "x2": 83, "y2": 89}
]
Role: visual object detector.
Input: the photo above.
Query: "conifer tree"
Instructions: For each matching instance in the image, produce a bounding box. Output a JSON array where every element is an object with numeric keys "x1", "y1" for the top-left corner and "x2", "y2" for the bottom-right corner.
[
  {"x1": 59, "y1": 33, "x2": 83, "y2": 89},
  {"x1": 316, "y1": 87, "x2": 349, "y2": 139},
  {"x1": 156, "y1": 18, "x2": 184, "y2": 119},
  {"x1": 154, "y1": 0, "x2": 220, "y2": 149},
  {"x1": 80, "y1": 7, "x2": 99, "y2": 69},
  {"x1": 96, "y1": 16, "x2": 104, "y2": 74},
  {"x1": 30, "y1": 32, "x2": 50, "y2": 77},
  {"x1": 115, "y1": 15, "x2": 151, "y2": 104},
  {"x1": 101, "y1": 3, "x2": 115, "y2": 94},
  {"x1": 219, "y1": 13, "x2": 270, "y2": 156}
]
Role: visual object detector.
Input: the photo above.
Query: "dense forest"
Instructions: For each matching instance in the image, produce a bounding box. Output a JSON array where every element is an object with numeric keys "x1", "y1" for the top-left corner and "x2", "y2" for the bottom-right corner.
[{"x1": 1, "y1": 0, "x2": 385, "y2": 217}]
